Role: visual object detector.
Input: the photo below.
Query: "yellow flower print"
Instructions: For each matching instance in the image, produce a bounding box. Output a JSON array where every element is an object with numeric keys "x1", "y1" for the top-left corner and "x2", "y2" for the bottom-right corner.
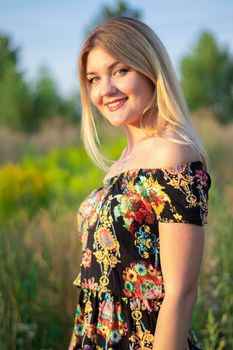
[
  {"x1": 73, "y1": 272, "x2": 81, "y2": 287},
  {"x1": 147, "y1": 265, "x2": 158, "y2": 277},
  {"x1": 168, "y1": 178, "x2": 180, "y2": 188},
  {"x1": 174, "y1": 213, "x2": 183, "y2": 221},
  {"x1": 141, "y1": 330, "x2": 155, "y2": 348},
  {"x1": 99, "y1": 325, "x2": 108, "y2": 335},
  {"x1": 151, "y1": 201, "x2": 165, "y2": 217},
  {"x1": 142, "y1": 251, "x2": 149, "y2": 259},
  {"x1": 124, "y1": 180, "x2": 135, "y2": 193},
  {"x1": 87, "y1": 324, "x2": 96, "y2": 339},
  {"x1": 110, "y1": 256, "x2": 118, "y2": 265},
  {"x1": 144, "y1": 226, "x2": 150, "y2": 233},
  {"x1": 94, "y1": 250, "x2": 104, "y2": 262},
  {"x1": 145, "y1": 238, "x2": 152, "y2": 249},
  {"x1": 125, "y1": 268, "x2": 138, "y2": 282},
  {"x1": 85, "y1": 300, "x2": 92, "y2": 313},
  {"x1": 138, "y1": 176, "x2": 171, "y2": 217}
]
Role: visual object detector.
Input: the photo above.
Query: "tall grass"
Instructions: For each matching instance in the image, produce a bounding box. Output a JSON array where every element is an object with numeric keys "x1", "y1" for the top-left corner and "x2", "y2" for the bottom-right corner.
[
  {"x1": 0, "y1": 109, "x2": 232, "y2": 349},
  {"x1": 194, "y1": 187, "x2": 233, "y2": 349},
  {"x1": 0, "y1": 209, "x2": 81, "y2": 349}
]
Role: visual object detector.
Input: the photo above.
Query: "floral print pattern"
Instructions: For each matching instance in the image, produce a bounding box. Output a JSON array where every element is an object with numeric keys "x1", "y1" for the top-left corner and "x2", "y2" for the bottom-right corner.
[
  {"x1": 122, "y1": 262, "x2": 164, "y2": 303},
  {"x1": 134, "y1": 224, "x2": 160, "y2": 259},
  {"x1": 82, "y1": 248, "x2": 92, "y2": 269},
  {"x1": 72, "y1": 161, "x2": 211, "y2": 349}
]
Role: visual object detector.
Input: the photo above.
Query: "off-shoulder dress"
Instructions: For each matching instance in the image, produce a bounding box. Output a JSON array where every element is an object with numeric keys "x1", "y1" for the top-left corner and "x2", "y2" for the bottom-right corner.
[{"x1": 71, "y1": 161, "x2": 211, "y2": 350}]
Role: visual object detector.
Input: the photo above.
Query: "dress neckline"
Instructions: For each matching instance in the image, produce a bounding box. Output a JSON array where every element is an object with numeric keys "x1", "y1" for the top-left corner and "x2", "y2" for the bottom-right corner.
[{"x1": 102, "y1": 160, "x2": 204, "y2": 185}]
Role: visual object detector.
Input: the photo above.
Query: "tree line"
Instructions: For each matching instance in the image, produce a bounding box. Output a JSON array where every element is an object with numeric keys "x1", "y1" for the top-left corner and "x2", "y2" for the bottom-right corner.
[{"x1": 0, "y1": 35, "x2": 79, "y2": 133}]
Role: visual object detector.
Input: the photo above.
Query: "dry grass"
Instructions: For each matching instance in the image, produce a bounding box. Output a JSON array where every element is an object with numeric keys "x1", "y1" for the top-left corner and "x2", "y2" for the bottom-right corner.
[
  {"x1": 0, "y1": 207, "x2": 81, "y2": 349},
  {"x1": 0, "y1": 117, "x2": 80, "y2": 164}
]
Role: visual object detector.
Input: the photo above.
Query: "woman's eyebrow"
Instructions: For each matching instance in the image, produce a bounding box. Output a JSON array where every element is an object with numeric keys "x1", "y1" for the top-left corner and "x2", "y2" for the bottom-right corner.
[{"x1": 86, "y1": 61, "x2": 120, "y2": 76}]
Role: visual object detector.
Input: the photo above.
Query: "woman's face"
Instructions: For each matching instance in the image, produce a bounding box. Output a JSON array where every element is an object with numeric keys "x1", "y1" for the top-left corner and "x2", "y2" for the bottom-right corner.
[{"x1": 86, "y1": 47, "x2": 154, "y2": 127}]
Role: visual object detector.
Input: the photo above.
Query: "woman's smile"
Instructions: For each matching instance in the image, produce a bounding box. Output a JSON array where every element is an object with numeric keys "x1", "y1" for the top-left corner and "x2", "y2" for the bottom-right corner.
[{"x1": 105, "y1": 97, "x2": 128, "y2": 111}]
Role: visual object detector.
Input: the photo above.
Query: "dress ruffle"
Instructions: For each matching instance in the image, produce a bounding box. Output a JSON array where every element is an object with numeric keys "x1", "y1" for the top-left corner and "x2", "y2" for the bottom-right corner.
[{"x1": 72, "y1": 288, "x2": 201, "y2": 350}]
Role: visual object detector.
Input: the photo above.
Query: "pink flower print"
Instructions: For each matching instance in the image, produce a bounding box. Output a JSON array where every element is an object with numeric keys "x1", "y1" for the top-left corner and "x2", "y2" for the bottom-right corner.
[
  {"x1": 196, "y1": 169, "x2": 208, "y2": 187},
  {"x1": 99, "y1": 298, "x2": 115, "y2": 322},
  {"x1": 81, "y1": 277, "x2": 98, "y2": 290},
  {"x1": 82, "y1": 248, "x2": 92, "y2": 268}
]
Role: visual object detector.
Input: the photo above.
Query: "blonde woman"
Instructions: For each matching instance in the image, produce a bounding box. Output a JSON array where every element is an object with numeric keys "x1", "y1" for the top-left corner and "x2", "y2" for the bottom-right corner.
[{"x1": 69, "y1": 17, "x2": 211, "y2": 350}]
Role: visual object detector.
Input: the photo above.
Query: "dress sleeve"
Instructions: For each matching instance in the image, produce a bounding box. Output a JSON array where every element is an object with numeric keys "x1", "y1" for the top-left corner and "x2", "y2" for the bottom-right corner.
[{"x1": 146, "y1": 162, "x2": 211, "y2": 226}]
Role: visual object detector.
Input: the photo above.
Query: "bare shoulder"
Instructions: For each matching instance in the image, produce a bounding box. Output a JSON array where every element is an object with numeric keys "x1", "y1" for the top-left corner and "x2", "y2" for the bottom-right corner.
[{"x1": 149, "y1": 131, "x2": 201, "y2": 167}]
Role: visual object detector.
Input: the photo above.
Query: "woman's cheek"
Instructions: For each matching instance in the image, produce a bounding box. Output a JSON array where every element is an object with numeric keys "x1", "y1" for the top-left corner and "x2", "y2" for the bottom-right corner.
[{"x1": 90, "y1": 90, "x2": 99, "y2": 107}]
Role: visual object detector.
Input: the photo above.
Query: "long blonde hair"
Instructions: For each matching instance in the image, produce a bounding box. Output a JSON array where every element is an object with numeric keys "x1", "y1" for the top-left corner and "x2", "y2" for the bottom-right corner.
[{"x1": 78, "y1": 16, "x2": 209, "y2": 171}]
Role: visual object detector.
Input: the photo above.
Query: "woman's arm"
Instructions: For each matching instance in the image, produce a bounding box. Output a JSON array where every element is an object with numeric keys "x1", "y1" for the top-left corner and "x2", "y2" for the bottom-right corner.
[
  {"x1": 67, "y1": 333, "x2": 75, "y2": 350},
  {"x1": 153, "y1": 222, "x2": 205, "y2": 350}
]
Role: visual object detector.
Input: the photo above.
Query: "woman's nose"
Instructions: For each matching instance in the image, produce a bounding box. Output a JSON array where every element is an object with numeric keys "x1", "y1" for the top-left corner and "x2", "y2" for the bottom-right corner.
[{"x1": 100, "y1": 77, "x2": 117, "y2": 96}]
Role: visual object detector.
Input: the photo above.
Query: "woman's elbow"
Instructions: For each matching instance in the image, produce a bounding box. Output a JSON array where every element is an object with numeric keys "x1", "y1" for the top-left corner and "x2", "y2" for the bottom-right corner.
[{"x1": 164, "y1": 284, "x2": 198, "y2": 306}]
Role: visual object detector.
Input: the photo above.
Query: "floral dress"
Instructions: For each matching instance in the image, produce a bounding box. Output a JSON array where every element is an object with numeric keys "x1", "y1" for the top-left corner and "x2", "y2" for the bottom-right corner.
[{"x1": 71, "y1": 161, "x2": 211, "y2": 350}]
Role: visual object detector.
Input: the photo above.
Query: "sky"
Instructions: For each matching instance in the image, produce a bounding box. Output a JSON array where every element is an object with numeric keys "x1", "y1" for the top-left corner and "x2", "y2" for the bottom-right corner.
[{"x1": 0, "y1": 0, "x2": 233, "y2": 97}]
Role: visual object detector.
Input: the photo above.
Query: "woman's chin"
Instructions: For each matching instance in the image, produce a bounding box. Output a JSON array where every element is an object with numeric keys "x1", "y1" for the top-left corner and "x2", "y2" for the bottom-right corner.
[
  {"x1": 106, "y1": 116, "x2": 140, "y2": 128},
  {"x1": 106, "y1": 117, "x2": 126, "y2": 127}
]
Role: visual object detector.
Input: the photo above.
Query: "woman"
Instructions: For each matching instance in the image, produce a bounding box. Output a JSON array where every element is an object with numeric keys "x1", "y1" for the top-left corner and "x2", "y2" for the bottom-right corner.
[{"x1": 69, "y1": 16, "x2": 211, "y2": 350}]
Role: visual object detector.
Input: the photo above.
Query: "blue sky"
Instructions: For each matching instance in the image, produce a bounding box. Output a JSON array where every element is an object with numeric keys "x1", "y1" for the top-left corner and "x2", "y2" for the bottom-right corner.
[{"x1": 0, "y1": 0, "x2": 232, "y2": 97}]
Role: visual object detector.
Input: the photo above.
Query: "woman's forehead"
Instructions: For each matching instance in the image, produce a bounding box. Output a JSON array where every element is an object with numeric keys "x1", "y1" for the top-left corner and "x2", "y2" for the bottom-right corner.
[{"x1": 86, "y1": 47, "x2": 121, "y2": 74}]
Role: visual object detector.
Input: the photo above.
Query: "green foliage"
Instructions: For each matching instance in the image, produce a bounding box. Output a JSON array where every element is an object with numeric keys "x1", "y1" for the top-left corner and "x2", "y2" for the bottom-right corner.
[
  {"x1": 0, "y1": 163, "x2": 50, "y2": 219},
  {"x1": 25, "y1": 66, "x2": 80, "y2": 132},
  {"x1": 86, "y1": 0, "x2": 142, "y2": 34},
  {"x1": 59, "y1": 93, "x2": 81, "y2": 125},
  {"x1": 0, "y1": 34, "x2": 80, "y2": 133},
  {"x1": 102, "y1": 0, "x2": 141, "y2": 19},
  {"x1": 0, "y1": 34, "x2": 33, "y2": 130},
  {"x1": 0, "y1": 34, "x2": 19, "y2": 78},
  {"x1": 0, "y1": 209, "x2": 80, "y2": 350},
  {"x1": 28, "y1": 66, "x2": 63, "y2": 131},
  {"x1": 180, "y1": 31, "x2": 233, "y2": 123},
  {"x1": 0, "y1": 146, "x2": 107, "y2": 224},
  {"x1": 203, "y1": 310, "x2": 226, "y2": 350},
  {"x1": 192, "y1": 184, "x2": 233, "y2": 349},
  {"x1": 21, "y1": 147, "x2": 103, "y2": 212}
]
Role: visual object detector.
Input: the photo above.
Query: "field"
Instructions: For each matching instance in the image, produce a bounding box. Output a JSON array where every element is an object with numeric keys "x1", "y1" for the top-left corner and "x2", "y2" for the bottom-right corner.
[{"x1": 0, "y1": 110, "x2": 232, "y2": 349}]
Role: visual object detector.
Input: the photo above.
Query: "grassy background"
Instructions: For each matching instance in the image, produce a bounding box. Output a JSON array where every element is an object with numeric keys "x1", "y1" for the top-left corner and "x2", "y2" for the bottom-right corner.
[{"x1": 0, "y1": 109, "x2": 232, "y2": 349}]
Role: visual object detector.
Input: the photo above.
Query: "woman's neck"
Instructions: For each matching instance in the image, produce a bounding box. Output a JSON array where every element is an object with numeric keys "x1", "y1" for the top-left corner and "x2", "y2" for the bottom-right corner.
[{"x1": 122, "y1": 124, "x2": 152, "y2": 152}]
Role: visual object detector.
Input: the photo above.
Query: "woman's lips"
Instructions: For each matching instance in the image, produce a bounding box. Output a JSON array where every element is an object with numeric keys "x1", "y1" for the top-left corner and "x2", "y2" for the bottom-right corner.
[{"x1": 105, "y1": 98, "x2": 128, "y2": 111}]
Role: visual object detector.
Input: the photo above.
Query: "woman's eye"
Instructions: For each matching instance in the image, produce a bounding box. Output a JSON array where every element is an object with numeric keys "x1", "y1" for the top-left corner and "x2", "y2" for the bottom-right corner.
[
  {"x1": 87, "y1": 69, "x2": 128, "y2": 84},
  {"x1": 115, "y1": 68, "x2": 129, "y2": 76},
  {"x1": 88, "y1": 76, "x2": 99, "y2": 85}
]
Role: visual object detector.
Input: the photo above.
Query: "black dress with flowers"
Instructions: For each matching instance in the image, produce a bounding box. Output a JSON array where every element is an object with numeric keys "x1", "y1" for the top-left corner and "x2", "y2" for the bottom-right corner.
[{"x1": 71, "y1": 161, "x2": 211, "y2": 350}]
